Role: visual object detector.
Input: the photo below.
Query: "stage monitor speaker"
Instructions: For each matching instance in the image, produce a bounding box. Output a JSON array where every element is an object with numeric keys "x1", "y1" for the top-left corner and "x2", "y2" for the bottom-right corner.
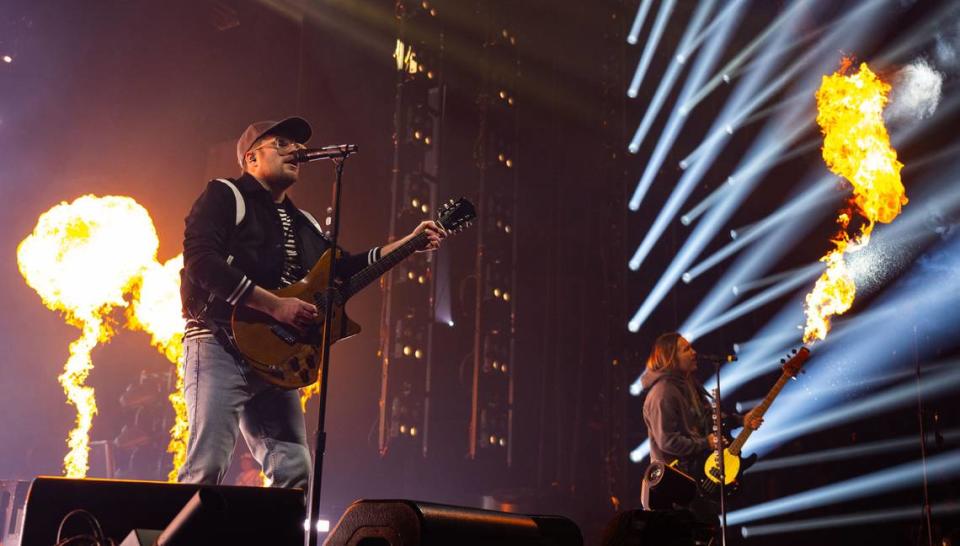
[
  {"x1": 324, "y1": 499, "x2": 582, "y2": 546},
  {"x1": 19, "y1": 476, "x2": 305, "y2": 546}
]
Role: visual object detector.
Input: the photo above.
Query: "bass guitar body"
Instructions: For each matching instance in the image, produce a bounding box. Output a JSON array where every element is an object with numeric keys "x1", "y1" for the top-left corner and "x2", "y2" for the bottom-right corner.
[
  {"x1": 232, "y1": 249, "x2": 361, "y2": 389},
  {"x1": 699, "y1": 450, "x2": 757, "y2": 496},
  {"x1": 697, "y1": 346, "x2": 809, "y2": 497}
]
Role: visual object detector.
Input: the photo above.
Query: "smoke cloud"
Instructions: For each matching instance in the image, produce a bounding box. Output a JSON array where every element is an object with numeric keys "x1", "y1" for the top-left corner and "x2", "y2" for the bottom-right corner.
[{"x1": 884, "y1": 58, "x2": 943, "y2": 125}]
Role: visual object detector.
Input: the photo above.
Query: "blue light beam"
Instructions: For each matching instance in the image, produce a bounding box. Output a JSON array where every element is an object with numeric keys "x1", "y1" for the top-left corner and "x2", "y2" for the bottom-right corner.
[
  {"x1": 727, "y1": 448, "x2": 960, "y2": 525},
  {"x1": 627, "y1": 0, "x2": 677, "y2": 98}
]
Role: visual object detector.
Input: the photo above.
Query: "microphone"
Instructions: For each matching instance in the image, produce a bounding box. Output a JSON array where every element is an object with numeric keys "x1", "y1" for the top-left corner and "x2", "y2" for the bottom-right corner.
[
  {"x1": 293, "y1": 144, "x2": 359, "y2": 163},
  {"x1": 697, "y1": 353, "x2": 737, "y2": 364}
]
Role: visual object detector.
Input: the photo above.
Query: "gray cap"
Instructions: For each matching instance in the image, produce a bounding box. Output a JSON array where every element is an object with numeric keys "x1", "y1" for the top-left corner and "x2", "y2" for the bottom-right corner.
[{"x1": 236, "y1": 117, "x2": 312, "y2": 167}]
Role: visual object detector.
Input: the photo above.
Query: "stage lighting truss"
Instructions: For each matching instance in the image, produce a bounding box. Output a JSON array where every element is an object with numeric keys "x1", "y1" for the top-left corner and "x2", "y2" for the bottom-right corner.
[
  {"x1": 468, "y1": 16, "x2": 520, "y2": 467},
  {"x1": 378, "y1": 7, "x2": 446, "y2": 459}
]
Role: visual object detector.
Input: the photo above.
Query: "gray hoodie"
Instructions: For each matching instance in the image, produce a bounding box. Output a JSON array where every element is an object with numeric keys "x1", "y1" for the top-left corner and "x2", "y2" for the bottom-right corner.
[{"x1": 641, "y1": 368, "x2": 711, "y2": 468}]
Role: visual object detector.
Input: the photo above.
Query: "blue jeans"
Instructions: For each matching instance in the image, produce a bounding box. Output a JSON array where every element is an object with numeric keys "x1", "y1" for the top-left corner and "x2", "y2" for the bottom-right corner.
[{"x1": 177, "y1": 337, "x2": 311, "y2": 489}]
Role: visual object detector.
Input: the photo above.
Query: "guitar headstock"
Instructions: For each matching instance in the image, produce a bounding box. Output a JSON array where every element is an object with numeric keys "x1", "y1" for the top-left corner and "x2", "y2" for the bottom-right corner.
[
  {"x1": 437, "y1": 197, "x2": 477, "y2": 233},
  {"x1": 781, "y1": 346, "x2": 810, "y2": 378}
]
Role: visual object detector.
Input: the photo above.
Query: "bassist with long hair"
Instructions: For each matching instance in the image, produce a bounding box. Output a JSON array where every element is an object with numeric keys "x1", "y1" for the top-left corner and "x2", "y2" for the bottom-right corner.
[{"x1": 639, "y1": 332, "x2": 762, "y2": 520}]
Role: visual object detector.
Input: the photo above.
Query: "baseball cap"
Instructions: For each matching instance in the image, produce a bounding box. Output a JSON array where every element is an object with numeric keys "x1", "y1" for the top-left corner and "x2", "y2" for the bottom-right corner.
[{"x1": 236, "y1": 117, "x2": 312, "y2": 167}]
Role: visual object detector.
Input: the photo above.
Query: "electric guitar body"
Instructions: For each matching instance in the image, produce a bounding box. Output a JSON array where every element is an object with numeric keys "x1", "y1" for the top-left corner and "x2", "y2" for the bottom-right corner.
[
  {"x1": 230, "y1": 197, "x2": 476, "y2": 390},
  {"x1": 232, "y1": 249, "x2": 361, "y2": 389}
]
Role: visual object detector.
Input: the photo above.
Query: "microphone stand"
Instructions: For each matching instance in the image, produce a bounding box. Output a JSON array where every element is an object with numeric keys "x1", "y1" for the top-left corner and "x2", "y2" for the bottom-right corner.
[
  {"x1": 305, "y1": 154, "x2": 351, "y2": 546},
  {"x1": 712, "y1": 361, "x2": 728, "y2": 546},
  {"x1": 913, "y1": 324, "x2": 934, "y2": 546}
]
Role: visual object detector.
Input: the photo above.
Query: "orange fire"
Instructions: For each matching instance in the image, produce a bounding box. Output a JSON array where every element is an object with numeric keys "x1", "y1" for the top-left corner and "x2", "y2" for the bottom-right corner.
[
  {"x1": 17, "y1": 195, "x2": 161, "y2": 477},
  {"x1": 301, "y1": 383, "x2": 319, "y2": 411},
  {"x1": 127, "y1": 255, "x2": 189, "y2": 481},
  {"x1": 803, "y1": 61, "x2": 907, "y2": 343},
  {"x1": 17, "y1": 195, "x2": 192, "y2": 480}
]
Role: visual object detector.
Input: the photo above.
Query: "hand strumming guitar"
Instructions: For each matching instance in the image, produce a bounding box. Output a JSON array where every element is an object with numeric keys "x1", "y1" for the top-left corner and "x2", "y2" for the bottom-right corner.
[{"x1": 244, "y1": 285, "x2": 318, "y2": 331}]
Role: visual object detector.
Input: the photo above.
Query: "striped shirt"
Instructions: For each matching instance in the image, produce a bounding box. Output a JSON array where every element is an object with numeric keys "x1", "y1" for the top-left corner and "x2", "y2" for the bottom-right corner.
[{"x1": 277, "y1": 205, "x2": 305, "y2": 287}]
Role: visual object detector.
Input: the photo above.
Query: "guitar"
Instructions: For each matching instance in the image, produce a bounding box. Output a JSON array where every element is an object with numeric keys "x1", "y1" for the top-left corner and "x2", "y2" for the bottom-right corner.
[
  {"x1": 699, "y1": 346, "x2": 810, "y2": 495},
  {"x1": 231, "y1": 198, "x2": 476, "y2": 389}
]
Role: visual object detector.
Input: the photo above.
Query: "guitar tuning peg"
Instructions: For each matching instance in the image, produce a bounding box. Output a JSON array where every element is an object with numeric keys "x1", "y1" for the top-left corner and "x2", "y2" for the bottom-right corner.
[
  {"x1": 780, "y1": 358, "x2": 786, "y2": 364},
  {"x1": 792, "y1": 348, "x2": 798, "y2": 354},
  {"x1": 449, "y1": 198, "x2": 455, "y2": 204}
]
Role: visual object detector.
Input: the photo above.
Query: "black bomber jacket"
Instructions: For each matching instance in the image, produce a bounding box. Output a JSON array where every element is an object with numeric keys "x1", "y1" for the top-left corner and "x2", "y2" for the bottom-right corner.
[{"x1": 179, "y1": 173, "x2": 380, "y2": 327}]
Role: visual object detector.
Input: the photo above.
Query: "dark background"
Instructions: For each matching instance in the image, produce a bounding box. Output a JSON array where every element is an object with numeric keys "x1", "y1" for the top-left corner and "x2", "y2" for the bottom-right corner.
[{"x1": 1, "y1": 1, "x2": 958, "y2": 544}]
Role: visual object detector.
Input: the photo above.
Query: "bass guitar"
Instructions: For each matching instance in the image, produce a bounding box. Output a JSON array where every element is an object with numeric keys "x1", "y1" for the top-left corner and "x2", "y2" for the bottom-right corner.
[
  {"x1": 700, "y1": 346, "x2": 809, "y2": 495},
  {"x1": 231, "y1": 198, "x2": 476, "y2": 389}
]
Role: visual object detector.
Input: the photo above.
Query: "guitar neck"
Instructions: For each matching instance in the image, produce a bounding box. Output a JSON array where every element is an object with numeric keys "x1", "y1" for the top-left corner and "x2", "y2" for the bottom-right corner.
[
  {"x1": 729, "y1": 371, "x2": 792, "y2": 455},
  {"x1": 344, "y1": 232, "x2": 427, "y2": 299}
]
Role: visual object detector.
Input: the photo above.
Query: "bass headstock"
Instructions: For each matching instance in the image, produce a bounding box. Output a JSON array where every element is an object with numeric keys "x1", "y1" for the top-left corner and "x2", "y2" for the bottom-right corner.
[
  {"x1": 781, "y1": 346, "x2": 810, "y2": 378},
  {"x1": 436, "y1": 197, "x2": 476, "y2": 233}
]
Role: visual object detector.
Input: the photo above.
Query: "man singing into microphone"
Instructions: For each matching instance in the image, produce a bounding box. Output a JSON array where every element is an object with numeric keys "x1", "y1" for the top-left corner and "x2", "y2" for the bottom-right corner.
[{"x1": 178, "y1": 117, "x2": 446, "y2": 488}]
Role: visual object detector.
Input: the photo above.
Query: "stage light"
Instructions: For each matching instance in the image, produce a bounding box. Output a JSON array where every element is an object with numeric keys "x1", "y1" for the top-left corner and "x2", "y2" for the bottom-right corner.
[
  {"x1": 627, "y1": 0, "x2": 677, "y2": 99},
  {"x1": 2, "y1": 55, "x2": 11, "y2": 63},
  {"x1": 304, "y1": 518, "x2": 331, "y2": 533},
  {"x1": 873, "y1": 0, "x2": 960, "y2": 68},
  {"x1": 678, "y1": 0, "x2": 887, "y2": 177},
  {"x1": 626, "y1": 0, "x2": 716, "y2": 151},
  {"x1": 684, "y1": 263, "x2": 821, "y2": 341},
  {"x1": 741, "y1": 502, "x2": 960, "y2": 538},
  {"x1": 681, "y1": 182, "x2": 833, "y2": 284},
  {"x1": 630, "y1": 439, "x2": 651, "y2": 463},
  {"x1": 731, "y1": 264, "x2": 820, "y2": 299},
  {"x1": 626, "y1": 0, "x2": 654, "y2": 45},
  {"x1": 680, "y1": 177, "x2": 733, "y2": 226},
  {"x1": 708, "y1": 301, "x2": 805, "y2": 396},
  {"x1": 727, "y1": 449, "x2": 960, "y2": 526},
  {"x1": 627, "y1": 1, "x2": 744, "y2": 207},
  {"x1": 676, "y1": 0, "x2": 745, "y2": 61},
  {"x1": 627, "y1": 17, "x2": 795, "y2": 268},
  {"x1": 679, "y1": 0, "x2": 815, "y2": 113},
  {"x1": 736, "y1": 359, "x2": 950, "y2": 413},
  {"x1": 629, "y1": 107, "x2": 810, "y2": 329},
  {"x1": 746, "y1": 429, "x2": 960, "y2": 475},
  {"x1": 629, "y1": 376, "x2": 643, "y2": 396},
  {"x1": 751, "y1": 362, "x2": 960, "y2": 456},
  {"x1": 681, "y1": 0, "x2": 880, "y2": 114},
  {"x1": 630, "y1": 0, "x2": 912, "y2": 333}
]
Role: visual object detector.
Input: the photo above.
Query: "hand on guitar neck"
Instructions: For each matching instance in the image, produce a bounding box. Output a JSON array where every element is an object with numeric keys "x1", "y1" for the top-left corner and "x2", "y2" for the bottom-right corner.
[
  {"x1": 382, "y1": 220, "x2": 447, "y2": 254},
  {"x1": 743, "y1": 408, "x2": 764, "y2": 431}
]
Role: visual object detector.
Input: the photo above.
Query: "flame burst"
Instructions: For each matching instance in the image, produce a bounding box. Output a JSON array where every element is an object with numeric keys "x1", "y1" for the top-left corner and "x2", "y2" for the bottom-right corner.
[
  {"x1": 17, "y1": 196, "x2": 160, "y2": 477},
  {"x1": 127, "y1": 255, "x2": 189, "y2": 481},
  {"x1": 17, "y1": 195, "x2": 191, "y2": 480},
  {"x1": 803, "y1": 62, "x2": 907, "y2": 343}
]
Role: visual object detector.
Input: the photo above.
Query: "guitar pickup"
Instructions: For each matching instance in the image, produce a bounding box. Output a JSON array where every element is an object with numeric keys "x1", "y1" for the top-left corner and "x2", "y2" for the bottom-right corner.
[{"x1": 270, "y1": 324, "x2": 298, "y2": 345}]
